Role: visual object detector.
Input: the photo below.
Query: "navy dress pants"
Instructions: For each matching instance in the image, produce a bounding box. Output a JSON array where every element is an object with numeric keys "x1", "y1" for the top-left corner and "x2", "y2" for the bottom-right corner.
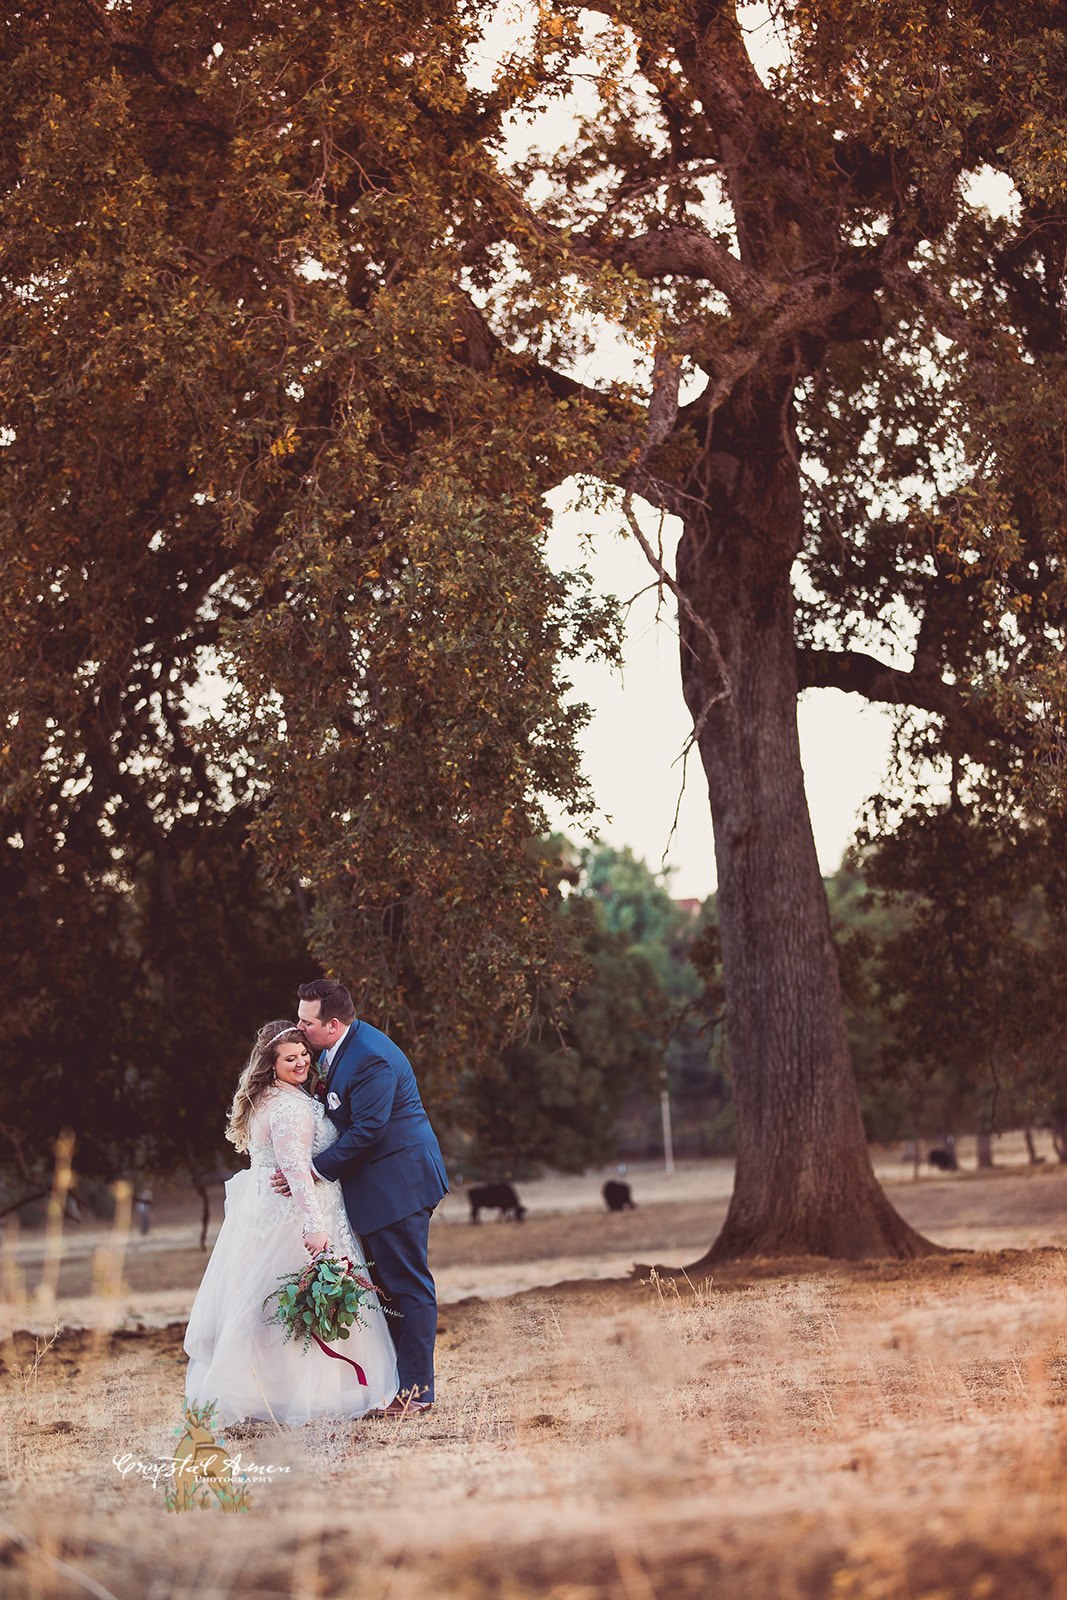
[{"x1": 362, "y1": 1206, "x2": 438, "y2": 1403}]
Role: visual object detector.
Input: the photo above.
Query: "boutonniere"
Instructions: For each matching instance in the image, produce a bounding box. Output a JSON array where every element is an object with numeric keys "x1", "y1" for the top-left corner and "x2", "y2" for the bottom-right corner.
[
  {"x1": 327, "y1": 1091, "x2": 341, "y2": 1111},
  {"x1": 310, "y1": 1073, "x2": 329, "y2": 1104}
]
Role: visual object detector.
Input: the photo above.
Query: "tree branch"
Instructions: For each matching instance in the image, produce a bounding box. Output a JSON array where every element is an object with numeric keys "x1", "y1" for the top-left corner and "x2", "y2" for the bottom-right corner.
[
  {"x1": 582, "y1": 160, "x2": 723, "y2": 233},
  {"x1": 798, "y1": 647, "x2": 948, "y2": 707},
  {"x1": 884, "y1": 264, "x2": 991, "y2": 352},
  {"x1": 622, "y1": 495, "x2": 731, "y2": 730},
  {"x1": 796, "y1": 647, "x2": 1005, "y2": 760},
  {"x1": 469, "y1": 158, "x2": 766, "y2": 309},
  {"x1": 578, "y1": 224, "x2": 765, "y2": 308}
]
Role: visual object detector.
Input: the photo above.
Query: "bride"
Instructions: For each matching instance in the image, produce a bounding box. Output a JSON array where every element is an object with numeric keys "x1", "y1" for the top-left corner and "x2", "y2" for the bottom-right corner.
[{"x1": 184, "y1": 1020, "x2": 399, "y2": 1425}]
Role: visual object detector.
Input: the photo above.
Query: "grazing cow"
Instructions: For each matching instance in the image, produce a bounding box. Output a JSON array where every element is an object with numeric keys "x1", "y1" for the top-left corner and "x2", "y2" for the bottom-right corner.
[
  {"x1": 468, "y1": 1181, "x2": 526, "y2": 1223},
  {"x1": 927, "y1": 1147, "x2": 958, "y2": 1172},
  {"x1": 602, "y1": 1179, "x2": 636, "y2": 1212}
]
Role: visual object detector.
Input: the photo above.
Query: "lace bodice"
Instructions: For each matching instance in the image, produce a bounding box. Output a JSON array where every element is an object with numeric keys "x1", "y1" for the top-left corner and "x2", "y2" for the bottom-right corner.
[
  {"x1": 247, "y1": 1089, "x2": 336, "y2": 1237},
  {"x1": 186, "y1": 1085, "x2": 399, "y2": 1423}
]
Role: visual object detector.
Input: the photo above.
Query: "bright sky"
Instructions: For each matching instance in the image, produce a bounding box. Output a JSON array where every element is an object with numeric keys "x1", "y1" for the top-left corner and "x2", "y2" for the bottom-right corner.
[{"x1": 543, "y1": 500, "x2": 896, "y2": 900}]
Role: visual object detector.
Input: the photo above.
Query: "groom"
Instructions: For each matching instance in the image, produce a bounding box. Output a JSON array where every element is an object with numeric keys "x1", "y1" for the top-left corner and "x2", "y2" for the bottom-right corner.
[{"x1": 289, "y1": 978, "x2": 448, "y2": 1415}]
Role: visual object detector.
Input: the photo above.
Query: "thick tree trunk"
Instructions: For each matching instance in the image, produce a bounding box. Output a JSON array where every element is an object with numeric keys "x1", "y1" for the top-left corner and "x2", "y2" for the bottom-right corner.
[
  {"x1": 1050, "y1": 1114, "x2": 1067, "y2": 1164},
  {"x1": 673, "y1": 412, "x2": 937, "y2": 1263}
]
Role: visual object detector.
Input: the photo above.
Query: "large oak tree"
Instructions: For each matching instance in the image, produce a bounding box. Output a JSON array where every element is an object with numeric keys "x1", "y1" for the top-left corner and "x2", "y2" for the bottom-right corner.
[
  {"x1": 3, "y1": 1, "x2": 1066, "y2": 1259},
  {"x1": 456, "y1": 0, "x2": 1067, "y2": 1261}
]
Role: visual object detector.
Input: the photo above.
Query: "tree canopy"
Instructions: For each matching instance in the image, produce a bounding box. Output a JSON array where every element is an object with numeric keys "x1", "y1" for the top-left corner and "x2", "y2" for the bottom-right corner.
[{"x1": 0, "y1": 0, "x2": 618, "y2": 1124}]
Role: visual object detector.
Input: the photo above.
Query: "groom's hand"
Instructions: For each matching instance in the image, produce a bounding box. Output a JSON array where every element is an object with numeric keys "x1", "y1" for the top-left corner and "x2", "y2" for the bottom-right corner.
[{"x1": 270, "y1": 1169, "x2": 291, "y2": 1197}]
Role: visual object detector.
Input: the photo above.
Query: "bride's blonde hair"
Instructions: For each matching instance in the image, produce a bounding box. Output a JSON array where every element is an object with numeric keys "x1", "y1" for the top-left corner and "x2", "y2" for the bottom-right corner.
[{"x1": 225, "y1": 1020, "x2": 309, "y2": 1152}]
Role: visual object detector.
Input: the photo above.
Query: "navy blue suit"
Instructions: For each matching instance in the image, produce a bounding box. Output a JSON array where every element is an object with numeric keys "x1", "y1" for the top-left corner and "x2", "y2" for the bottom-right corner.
[{"x1": 312, "y1": 1020, "x2": 448, "y2": 1403}]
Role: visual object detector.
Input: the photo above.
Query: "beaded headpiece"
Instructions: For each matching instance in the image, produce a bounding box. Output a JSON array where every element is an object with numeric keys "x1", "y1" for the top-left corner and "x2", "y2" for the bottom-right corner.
[{"x1": 262, "y1": 1028, "x2": 302, "y2": 1051}]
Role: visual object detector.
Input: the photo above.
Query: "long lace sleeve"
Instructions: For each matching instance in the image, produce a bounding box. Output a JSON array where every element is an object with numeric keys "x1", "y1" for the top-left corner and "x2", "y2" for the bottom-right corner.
[{"x1": 268, "y1": 1094, "x2": 325, "y2": 1236}]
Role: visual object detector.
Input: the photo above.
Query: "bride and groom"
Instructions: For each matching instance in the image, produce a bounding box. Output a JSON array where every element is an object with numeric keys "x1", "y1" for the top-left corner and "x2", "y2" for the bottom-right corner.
[{"x1": 184, "y1": 979, "x2": 449, "y2": 1425}]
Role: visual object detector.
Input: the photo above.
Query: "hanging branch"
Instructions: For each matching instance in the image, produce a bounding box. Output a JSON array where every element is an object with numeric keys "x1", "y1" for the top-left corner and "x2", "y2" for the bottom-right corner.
[{"x1": 621, "y1": 496, "x2": 732, "y2": 703}]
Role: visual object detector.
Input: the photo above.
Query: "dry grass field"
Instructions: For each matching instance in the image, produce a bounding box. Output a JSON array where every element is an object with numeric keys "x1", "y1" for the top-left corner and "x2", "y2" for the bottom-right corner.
[{"x1": 2, "y1": 1153, "x2": 1067, "y2": 1599}]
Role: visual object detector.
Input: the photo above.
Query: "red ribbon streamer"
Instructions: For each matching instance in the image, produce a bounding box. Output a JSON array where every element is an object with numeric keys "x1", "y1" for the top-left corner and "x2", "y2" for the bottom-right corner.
[{"x1": 310, "y1": 1331, "x2": 367, "y2": 1385}]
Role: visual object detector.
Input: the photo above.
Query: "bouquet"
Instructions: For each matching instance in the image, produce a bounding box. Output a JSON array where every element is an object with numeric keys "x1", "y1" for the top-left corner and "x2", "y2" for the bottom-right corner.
[{"x1": 263, "y1": 1253, "x2": 382, "y2": 1385}]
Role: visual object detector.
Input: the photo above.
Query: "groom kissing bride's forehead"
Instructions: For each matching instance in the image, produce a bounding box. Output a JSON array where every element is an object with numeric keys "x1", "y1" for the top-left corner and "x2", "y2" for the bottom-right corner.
[
  {"x1": 293, "y1": 978, "x2": 449, "y2": 1415},
  {"x1": 295, "y1": 978, "x2": 353, "y2": 1056}
]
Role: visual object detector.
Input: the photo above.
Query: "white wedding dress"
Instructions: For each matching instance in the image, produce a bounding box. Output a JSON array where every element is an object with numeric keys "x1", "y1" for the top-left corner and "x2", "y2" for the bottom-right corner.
[{"x1": 184, "y1": 1086, "x2": 399, "y2": 1425}]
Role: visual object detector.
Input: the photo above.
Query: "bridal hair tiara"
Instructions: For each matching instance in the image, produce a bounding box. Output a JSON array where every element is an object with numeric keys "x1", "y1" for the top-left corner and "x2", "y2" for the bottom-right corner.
[{"x1": 262, "y1": 1027, "x2": 302, "y2": 1050}]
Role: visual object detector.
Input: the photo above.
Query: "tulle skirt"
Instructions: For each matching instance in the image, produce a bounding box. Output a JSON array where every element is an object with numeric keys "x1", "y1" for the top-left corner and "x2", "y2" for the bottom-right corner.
[{"x1": 184, "y1": 1167, "x2": 399, "y2": 1425}]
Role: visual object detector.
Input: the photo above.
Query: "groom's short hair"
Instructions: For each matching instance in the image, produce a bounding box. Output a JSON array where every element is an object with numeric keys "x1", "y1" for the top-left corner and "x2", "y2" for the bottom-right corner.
[{"x1": 297, "y1": 978, "x2": 356, "y2": 1024}]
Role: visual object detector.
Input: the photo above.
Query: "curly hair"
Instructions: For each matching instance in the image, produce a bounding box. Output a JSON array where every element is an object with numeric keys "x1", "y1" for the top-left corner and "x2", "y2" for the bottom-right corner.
[{"x1": 224, "y1": 1020, "x2": 309, "y2": 1153}]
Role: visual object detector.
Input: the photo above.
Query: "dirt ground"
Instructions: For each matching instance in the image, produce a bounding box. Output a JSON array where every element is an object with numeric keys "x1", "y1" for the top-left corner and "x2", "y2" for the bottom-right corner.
[{"x1": 2, "y1": 1155, "x2": 1067, "y2": 1599}]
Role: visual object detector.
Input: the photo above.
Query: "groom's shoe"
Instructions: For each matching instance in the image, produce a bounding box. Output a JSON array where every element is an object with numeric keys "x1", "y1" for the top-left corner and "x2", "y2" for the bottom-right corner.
[{"x1": 369, "y1": 1396, "x2": 433, "y2": 1418}]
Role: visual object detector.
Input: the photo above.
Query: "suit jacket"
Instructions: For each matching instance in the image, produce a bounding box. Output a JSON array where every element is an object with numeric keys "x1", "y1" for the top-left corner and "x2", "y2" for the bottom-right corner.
[{"x1": 311, "y1": 1019, "x2": 448, "y2": 1234}]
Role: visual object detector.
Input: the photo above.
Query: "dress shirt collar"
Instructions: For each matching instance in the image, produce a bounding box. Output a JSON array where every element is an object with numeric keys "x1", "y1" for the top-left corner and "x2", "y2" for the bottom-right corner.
[{"x1": 323, "y1": 1023, "x2": 352, "y2": 1071}]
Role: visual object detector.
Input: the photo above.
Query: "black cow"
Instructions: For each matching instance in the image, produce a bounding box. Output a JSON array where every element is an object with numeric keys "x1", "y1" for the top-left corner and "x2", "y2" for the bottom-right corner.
[
  {"x1": 927, "y1": 1147, "x2": 958, "y2": 1172},
  {"x1": 468, "y1": 1181, "x2": 526, "y2": 1223},
  {"x1": 603, "y1": 1179, "x2": 636, "y2": 1212}
]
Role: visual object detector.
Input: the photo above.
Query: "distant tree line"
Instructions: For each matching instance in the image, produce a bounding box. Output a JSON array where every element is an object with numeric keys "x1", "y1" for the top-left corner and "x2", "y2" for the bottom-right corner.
[
  {"x1": 462, "y1": 820, "x2": 1067, "y2": 1178},
  {"x1": 1, "y1": 835, "x2": 716, "y2": 1214},
  {"x1": 832, "y1": 802, "x2": 1067, "y2": 1166},
  {"x1": 457, "y1": 840, "x2": 727, "y2": 1178},
  {"x1": 8, "y1": 810, "x2": 1067, "y2": 1223},
  {"x1": 0, "y1": 818, "x2": 313, "y2": 1222}
]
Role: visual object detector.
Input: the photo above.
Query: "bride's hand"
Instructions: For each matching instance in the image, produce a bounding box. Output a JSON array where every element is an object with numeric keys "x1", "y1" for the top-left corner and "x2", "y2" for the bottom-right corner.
[{"x1": 303, "y1": 1231, "x2": 329, "y2": 1256}]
